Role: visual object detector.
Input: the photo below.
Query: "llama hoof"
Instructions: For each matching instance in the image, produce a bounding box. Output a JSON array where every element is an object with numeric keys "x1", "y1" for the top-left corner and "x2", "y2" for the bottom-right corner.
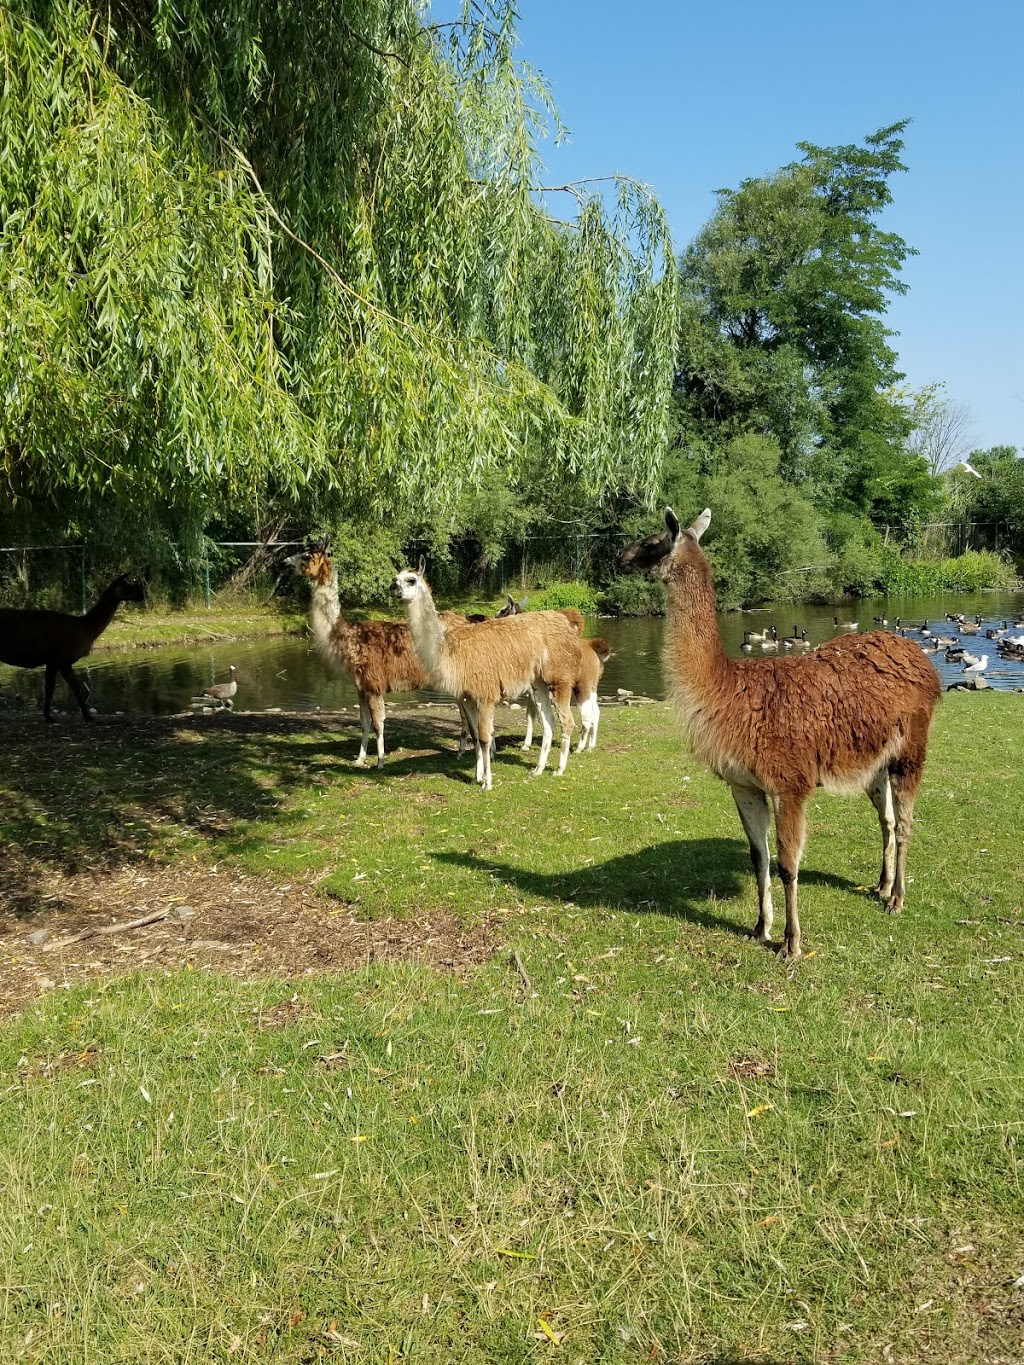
[
  {"x1": 777, "y1": 943, "x2": 801, "y2": 961},
  {"x1": 881, "y1": 896, "x2": 903, "y2": 916},
  {"x1": 748, "y1": 932, "x2": 773, "y2": 948}
]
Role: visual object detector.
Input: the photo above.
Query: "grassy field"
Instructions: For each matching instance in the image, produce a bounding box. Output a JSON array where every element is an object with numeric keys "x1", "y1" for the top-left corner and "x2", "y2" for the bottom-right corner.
[
  {"x1": 0, "y1": 694, "x2": 1022, "y2": 1363},
  {"x1": 96, "y1": 590, "x2": 520, "y2": 651}
]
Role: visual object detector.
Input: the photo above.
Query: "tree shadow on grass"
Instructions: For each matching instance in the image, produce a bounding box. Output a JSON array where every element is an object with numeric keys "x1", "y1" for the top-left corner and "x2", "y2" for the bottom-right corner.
[
  {"x1": 434, "y1": 838, "x2": 757, "y2": 937},
  {"x1": 0, "y1": 708, "x2": 479, "y2": 915}
]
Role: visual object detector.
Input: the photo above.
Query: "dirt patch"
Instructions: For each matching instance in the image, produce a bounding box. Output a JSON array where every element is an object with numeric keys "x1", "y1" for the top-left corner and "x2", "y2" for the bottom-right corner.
[{"x1": 0, "y1": 858, "x2": 499, "y2": 1016}]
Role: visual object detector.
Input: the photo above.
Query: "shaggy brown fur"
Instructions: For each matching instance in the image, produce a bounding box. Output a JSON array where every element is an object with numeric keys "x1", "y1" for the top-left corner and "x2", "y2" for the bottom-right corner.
[
  {"x1": 0, "y1": 575, "x2": 145, "y2": 722},
  {"x1": 618, "y1": 508, "x2": 941, "y2": 959},
  {"x1": 393, "y1": 563, "x2": 582, "y2": 789},
  {"x1": 496, "y1": 598, "x2": 606, "y2": 752},
  {"x1": 557, "y1": 607, "x2": 585, "y2": 635},
  {"x1": 574, "y1": 637, "x2": 612, "y2": 750},
  {"x1": 287, "y1": 542, "x2": 428, "y2": 768}
]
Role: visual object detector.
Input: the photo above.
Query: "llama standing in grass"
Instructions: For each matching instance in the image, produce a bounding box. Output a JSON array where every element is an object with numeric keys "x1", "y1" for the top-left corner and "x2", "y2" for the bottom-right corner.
[
  {"x1": 392, "y1": 560, "x2": 580, "y2": 789},
  {"x1": 497, "y1": 599, "x2": 609, "y2": 751},
  {"x1": 618, "y1": 508, "x2": 941, "y2": 959},
  {"x1": 0, "y1": 574, "x2": 145, "y2": 722},
  {"x1": 287, "y1": 539, "x2": 429, "y2": 768}
]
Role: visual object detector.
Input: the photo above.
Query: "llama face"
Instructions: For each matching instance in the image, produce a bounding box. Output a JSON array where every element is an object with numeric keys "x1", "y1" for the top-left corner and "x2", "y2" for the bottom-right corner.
[
  {"x1": 112, "y1": 575, "x2": 146, "y2": 604},
  {"x1": 285, "y1": 540, "x2": 332, "y2": 585},
  {"x1": 391, "y1": 568, "x2": 427, "y2": 602},
  {"x1": 617, "y1": 507, "x2": 711, "y2": 582}
]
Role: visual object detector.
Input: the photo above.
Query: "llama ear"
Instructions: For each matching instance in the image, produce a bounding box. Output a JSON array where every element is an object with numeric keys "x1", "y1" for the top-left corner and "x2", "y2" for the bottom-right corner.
[
  {"x1": 506, "y1": 594, "x2": 516, "y2": 609},
  {"x1": 418, "y1": 554, "x2": 426, "y2": 576},
  {"x1": 664, "y1": 507, "x2": 681, "y2": 540},
  {"x1": 519, "y1": 596, "x2": 528, "y2": 609},
  {"x1": 689, "y1": 508, "x2": 711, "y2": 542}
]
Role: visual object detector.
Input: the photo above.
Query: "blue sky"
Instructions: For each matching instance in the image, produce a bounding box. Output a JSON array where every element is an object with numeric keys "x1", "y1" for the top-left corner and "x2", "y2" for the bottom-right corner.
[{"x1": 439, "y1": 1, "x2": 1023, "y2": 451}]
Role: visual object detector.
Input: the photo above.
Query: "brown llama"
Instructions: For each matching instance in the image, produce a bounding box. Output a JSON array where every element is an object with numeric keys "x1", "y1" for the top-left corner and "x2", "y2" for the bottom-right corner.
[
  {"x1": 495, "y1": 598, "x2": 607, "y2": 751},
  {"x1": 286, "y1": 539, "x2": 430, "y2": 767},
  {"x1": 618, "y1": 508, "x2": 941, "y2": 959},
  {"x1": 392, "y1": 560, "x2": 581, "y2": 789},
  {"x1": 0, "y1": 574, "x2": 145, "y2": 722}
]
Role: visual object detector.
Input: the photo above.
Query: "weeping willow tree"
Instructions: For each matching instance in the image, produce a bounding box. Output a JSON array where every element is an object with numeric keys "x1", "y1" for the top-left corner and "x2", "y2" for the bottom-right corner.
[{"x1": 0, "y1": 0, "x2": 677, "y2": 565}]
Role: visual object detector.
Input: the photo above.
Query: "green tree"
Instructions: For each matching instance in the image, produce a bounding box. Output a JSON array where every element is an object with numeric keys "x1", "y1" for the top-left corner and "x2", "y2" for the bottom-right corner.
[
  {"x1": 0, "y1": 0, "x2": 677, "y2": 564},
  {"x1": 946, "y1": 446, "x2": 1024, "y2": 560},
  {"x1": 675, "y1": 123, "x2": 930, "y2": 532}
]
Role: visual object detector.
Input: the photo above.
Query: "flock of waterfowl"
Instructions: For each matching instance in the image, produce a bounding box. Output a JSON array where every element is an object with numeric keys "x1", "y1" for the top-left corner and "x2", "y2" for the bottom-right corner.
[{"x1": 742, "y1": 610, "x2": 1024, "y2": 685}]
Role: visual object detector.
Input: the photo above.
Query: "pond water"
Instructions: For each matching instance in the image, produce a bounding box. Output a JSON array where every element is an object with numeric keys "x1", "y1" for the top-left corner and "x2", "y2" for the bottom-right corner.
[{"x1": 2, "y1": 590, "x2": 1023, "y2": 719}]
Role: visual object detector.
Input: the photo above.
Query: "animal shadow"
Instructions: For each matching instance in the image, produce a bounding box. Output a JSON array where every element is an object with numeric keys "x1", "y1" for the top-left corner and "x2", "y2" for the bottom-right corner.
[{"x1": 435, "y1": 837, "x2": 756, "y2": 936}]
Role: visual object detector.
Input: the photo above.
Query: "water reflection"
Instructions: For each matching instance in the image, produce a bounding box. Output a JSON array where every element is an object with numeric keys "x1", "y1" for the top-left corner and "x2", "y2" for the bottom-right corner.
[{"x1": 1, "y1": 589, "x2": 1023, "y2": 719}]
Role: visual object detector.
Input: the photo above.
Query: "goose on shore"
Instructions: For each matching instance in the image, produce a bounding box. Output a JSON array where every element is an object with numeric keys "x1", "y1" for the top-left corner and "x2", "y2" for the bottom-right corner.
[{"x1": 192, "y1": 665, "x2": 238, "y2": 709}]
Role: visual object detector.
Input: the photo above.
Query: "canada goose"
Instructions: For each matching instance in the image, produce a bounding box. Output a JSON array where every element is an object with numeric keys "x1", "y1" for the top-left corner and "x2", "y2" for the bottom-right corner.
[
  {"x1": 782, "y1": 626, "x2": 809, "y2": 649},
  {"x1": 759, "y1": 626, "x2": 780, "y2": 651},
  {"x1": 933, "y1": 634, "x2": 957, "y2": 648},
  {"x1": 959, "y1": 620, "x2": 981, "y2": 636},
  {"x1": 833, "y1": 615, "x2": 858, "y2": 631},
  {"x1": 872, "y1": 615, "x2": 889, "y2": 627},
  {"x1": 745, "y1": 625, "x2": 775, "y2": 644},
  {"x1": 192, "y1": 665, "x2": 238, "y2": 709},
  {"x1": 960, "y1": 650, "x2": 983, "y2": 669}
]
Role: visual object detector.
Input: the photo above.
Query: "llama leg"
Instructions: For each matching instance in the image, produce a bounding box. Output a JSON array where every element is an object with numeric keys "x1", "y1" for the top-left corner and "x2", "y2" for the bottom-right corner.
[
  {"x1": 587, "y1": 694, "x2": 600, "y2": 750},
  {"x1": 775, "y1": 793, "x2": 808, "y2": 960},
  {"x1": 530, "y1": 684, "x2": 555, "y2": 776},
  {"x1": 885, "y1": 721, "x2": 930, "y2": 914},
  {"x1": 476, "y1": 703, "x2": 495, "y2": 790},
  {"x1": 43, "y1": 662, "x2": 59, "y2": 723},
  {"x1": 355, "y1": 691, "x2": 372, "y2": 766},
  {"x1": 574, "y1": 696, "x2": 588, "y2": 752},
  {"x1": 59, "y1": 665, "x2": 92, "y2": 721},
  {"x1": 731, "y1": 784, "x2": 774, "y2": 944},
  {"x1": 457, "y1": 700, "x2": 470, "y2": 756},
  {"x1": 460, "y1": 698, "x2": 478, "y2": 757},
  {"x1": 368, "y1": 693, "x2": 386, "y2": 768},
  {"x1": 521, "y1": 691, "x2": 537, "y2": 750},
  {"x1": 867, "y1": 768, "x2": 896, "y2": 902},
  {"x1": 578, "y1": 693, "x2": 599, "y2": 751},
  {"x1": 550, "y1": 683, "x2": 574, "y2": 775}
]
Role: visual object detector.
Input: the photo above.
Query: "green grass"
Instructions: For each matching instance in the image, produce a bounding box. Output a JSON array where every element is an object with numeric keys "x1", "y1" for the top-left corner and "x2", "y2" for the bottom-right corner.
[
  {"x1": 1, "y1": 697, "x2": 1023, "y2": 1362},
  {"x1": 97, "y1": 588, "x2": 539, "y2": 651},
  {"x1": 97, "y1": 603, "x2": 308, "y2": 650}
]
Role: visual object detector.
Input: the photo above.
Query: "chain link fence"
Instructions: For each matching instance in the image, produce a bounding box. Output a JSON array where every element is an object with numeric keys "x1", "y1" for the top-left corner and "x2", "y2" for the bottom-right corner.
[{"x1": 1, "y1": 521, "x2": 1012, "y2": 611}]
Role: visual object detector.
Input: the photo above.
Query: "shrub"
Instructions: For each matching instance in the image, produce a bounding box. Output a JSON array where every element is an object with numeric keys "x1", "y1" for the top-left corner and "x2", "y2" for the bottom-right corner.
[
  {"x1": 525, "y1": 580, "x2": 602, "y2": 614},
  {"x1": 599, "y1": 575, "x2": 666, "y2": 616},
  {"x1": 878, "y1": 547, "x2": 1015, "y2": 595}
]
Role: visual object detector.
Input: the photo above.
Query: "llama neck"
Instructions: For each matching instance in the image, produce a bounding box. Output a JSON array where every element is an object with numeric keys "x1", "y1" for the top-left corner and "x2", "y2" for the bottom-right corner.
[
  {"x1": 83, "y1": 587, "x2": 122, "y2": 643},
  {"x1": 405, "y1": 588, "x2": 445, "y2": 675},
  {"x1": 308, "y1": 567, "x2": 342, "y2": 654},
  {"x1": 663, "y1": 562, "x2": 730, "y2": 707}
]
